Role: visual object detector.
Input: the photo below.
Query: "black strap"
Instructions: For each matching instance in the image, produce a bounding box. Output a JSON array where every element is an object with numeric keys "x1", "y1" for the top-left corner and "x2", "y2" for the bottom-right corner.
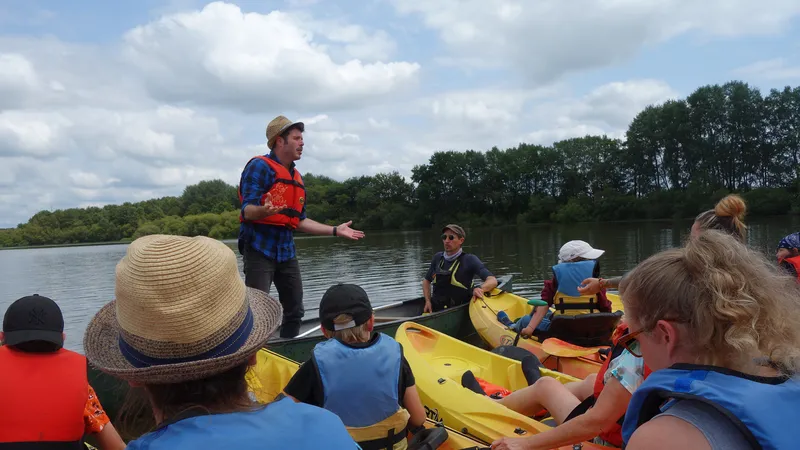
[
  {"x1": 274, "y1": 178, "x2": 305, "y2": 189},
  {"x1": 554, "y1": 297, "x2": 598, "y2": 313},
  {"x1": 357, "y1": 425, "x2": 408, "y2": 450},
  {"x1": 278, "y1": 208, "x2": 302, "y2": 218}
]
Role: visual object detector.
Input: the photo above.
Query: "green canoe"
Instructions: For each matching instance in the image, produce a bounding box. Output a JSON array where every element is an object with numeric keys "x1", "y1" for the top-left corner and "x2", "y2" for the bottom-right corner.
[{"x1": 86, "y1": 274, "x2": 512, "y2": 439}]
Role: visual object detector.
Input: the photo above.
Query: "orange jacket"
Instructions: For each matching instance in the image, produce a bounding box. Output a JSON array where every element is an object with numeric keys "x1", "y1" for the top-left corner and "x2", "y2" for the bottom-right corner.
[
  {"x1": 0, "y1": 346, "x2": 87, "y2": 446},
  {"x1": 239, "y1": 156, "x2": 305, "y2": 229}
]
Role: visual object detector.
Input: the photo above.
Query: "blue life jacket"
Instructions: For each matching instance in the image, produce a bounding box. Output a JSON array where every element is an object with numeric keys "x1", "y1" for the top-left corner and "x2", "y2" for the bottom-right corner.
[
  {"x1": 551, "y1": 260, "x2": 596, "y2": 297},
  {"x1": 126, "y1": 396, "x2": 357, "y2": 450},
  {"x1": 622, "y1": 364, "x2": 800, "y2": 450},
  {"x1": 314, "y1": 333, "x2": 402, "y2": 428}
]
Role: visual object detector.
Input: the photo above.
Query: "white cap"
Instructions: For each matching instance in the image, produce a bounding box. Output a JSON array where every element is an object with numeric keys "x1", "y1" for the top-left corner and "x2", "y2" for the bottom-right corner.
[{"x1": 558, "y1": 240, "x2": 605, "y2": 263}]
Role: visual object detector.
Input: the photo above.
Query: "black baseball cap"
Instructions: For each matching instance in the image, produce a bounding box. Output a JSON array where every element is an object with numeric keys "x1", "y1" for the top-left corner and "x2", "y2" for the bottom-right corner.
[
  {"x1": 2, "y1": 294, "x2": 64, "y2": 349},
  {"x1": 319, "y1": 284, "x2": 373, "y2": 331}
]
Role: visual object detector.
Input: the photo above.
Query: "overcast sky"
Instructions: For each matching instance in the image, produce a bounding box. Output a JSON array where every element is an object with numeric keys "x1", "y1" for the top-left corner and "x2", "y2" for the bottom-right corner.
[{"x1": 1, "y1": 0, "x2": 799, "y2": 227}]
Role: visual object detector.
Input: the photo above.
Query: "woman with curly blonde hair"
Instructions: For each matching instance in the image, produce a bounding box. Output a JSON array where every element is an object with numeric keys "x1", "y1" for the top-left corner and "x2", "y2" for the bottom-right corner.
[{"x1": 619, "y1": 230, "x2": 800, "y2": 450}]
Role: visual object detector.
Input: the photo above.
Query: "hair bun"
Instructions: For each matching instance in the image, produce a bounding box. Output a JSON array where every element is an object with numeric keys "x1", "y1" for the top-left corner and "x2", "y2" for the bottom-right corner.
[{"x1": 714, "y1": 194, "x2": 746, "y2": 220}]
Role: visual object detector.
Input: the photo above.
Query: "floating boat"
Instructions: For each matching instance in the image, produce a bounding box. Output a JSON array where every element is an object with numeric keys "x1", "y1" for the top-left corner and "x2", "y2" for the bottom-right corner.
[
  {"x1": 247, "y1": 348, "x2": 489, "y2": 450},
  {"x1": 267, "y1": 275, "x2": 512, "y2": 362},
  {"x1": 395, "y1": 322, "x2": 607, "y2": 448},
  {"x1": 470, "y1": 290, "x2": 623, "y2": 379}
]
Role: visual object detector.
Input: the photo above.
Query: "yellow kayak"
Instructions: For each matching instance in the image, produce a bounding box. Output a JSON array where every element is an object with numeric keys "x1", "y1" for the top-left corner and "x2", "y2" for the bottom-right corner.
[
  {"x1": 245, "y1": 348, "x2": 488, "y2": 449},
  {"x1": 470, "y1": 291, "x2": 623, "y2": 379},
  {"x1": 395, "y1": 322, "x2": 608, "y2": 449}
]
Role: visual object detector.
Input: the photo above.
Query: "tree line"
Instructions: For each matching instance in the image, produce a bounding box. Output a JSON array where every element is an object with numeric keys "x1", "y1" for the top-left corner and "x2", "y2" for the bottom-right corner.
[{"x1": 1, "y1": 80, "x2": 798, "y2": 248}]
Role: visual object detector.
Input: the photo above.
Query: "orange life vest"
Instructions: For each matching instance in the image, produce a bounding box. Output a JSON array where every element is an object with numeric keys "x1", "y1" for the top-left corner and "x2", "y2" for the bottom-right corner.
[
  {"x1": 780, "y1": 256, "x2": 800, "y2": 282},
  {"x1": 0, "y1": 346, "x2": 87, "y2": 447},
  {"x1": 476, "y1": 378, "x2": 511, "y2": 398},
  {"x1": 590, "y1": 322, "x2": 652, "y2": 447},
  {"x1": 238, "y1": 156, "x2": 305, "y2": 229}
]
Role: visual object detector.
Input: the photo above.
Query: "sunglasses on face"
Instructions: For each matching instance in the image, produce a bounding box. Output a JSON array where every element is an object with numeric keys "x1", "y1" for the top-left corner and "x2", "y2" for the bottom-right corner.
[
  {"x1": 617, "y1": 328, "x2": 645, "y2": 357},
  {"x1": 441, "y1": 234, "x2": 458, "y2": 241}
]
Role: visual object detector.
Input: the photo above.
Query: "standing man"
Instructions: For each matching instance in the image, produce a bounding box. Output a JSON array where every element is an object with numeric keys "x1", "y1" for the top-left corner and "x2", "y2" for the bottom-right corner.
[
  {"x1": 422, "y1": 224, "x2": 497, "y2": 313},
  {"x1": 239, "y1": 115, "x2": 365, "y2": 338}
]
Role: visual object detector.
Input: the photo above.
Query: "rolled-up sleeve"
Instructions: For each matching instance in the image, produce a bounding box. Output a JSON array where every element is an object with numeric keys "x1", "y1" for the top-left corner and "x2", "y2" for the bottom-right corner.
[{"x1": 239, "y1": 158, "x2": 273, "y2": 216}]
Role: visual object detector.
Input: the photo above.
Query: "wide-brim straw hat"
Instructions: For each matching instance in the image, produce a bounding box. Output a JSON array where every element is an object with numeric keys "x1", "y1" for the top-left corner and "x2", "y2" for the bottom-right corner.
[{"x1": 84, "y1": 235, "x2": 282, "y2": 384}]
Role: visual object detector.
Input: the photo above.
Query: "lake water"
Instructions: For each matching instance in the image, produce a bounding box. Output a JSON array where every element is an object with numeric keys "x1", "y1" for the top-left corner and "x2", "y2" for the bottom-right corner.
[{"x1": 1, "y1": 217, "x2": 797, "y2": 353}]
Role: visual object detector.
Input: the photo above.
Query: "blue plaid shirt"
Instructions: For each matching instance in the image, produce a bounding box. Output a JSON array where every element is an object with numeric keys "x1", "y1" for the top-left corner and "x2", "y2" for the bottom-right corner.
[{"x1": 238, "y1": 152, "x2": 306, "y2": 262}]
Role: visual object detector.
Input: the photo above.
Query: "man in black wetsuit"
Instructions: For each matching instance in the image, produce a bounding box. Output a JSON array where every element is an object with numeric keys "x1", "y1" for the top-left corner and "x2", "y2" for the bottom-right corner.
[{"x1": 421, "y1": 224, "x2": 498, "y2": 312}]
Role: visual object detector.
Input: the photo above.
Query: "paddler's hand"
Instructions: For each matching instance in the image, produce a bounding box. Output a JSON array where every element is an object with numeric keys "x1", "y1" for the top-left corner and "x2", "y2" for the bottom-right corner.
[
  {"x1": 473, "y1": 287, "x2": 485, "y2": 299},
  {"x1": 261, "y1": 193, "x2": 282, "y2": 216},
  {"x1": 491, "y1": 437, "x2": 529, "y2": 450},
  {"x1": 520, "y1": 326, "x2": 533, "y2": 339},
  {"x1": 423, "y1": 300, "x2": 432, "y2": 314},
  {"x1": 577, "y1": 277, "x2": 602, "y2": 295},
  {"x1": 336, "y1": 220, "x2": 366, "y2": 240}
]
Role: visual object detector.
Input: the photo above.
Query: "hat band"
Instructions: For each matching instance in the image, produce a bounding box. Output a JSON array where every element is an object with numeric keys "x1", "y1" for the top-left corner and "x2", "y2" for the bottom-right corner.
[{"x1": 118, "y1": 306, "x2": 254, "y2": 368}]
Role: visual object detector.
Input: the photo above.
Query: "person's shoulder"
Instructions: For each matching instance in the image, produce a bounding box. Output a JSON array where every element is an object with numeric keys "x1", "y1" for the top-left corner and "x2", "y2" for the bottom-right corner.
[
  {"x1": 431, "y1": 251, "x2": 444, "y2": 260},
  {"x1": 626, "y1": 415, "x2": 712, "y2": 450}
]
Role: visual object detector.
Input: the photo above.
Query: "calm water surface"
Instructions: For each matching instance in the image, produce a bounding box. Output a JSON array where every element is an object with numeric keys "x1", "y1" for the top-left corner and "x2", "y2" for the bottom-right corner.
[{"x1": 1, "y1": 217, "x2": 797, "y2": 353}]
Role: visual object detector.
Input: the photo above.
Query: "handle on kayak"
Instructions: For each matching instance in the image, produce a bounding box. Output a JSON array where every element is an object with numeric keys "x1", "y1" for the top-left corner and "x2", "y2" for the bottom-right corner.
[{"x1": 527, "y1": 298, "x2": 548, "y2": 307}]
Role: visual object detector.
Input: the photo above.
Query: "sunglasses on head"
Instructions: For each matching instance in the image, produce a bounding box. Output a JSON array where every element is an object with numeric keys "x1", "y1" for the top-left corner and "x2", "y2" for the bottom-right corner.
[{"x1": 441, "y1": 234, "x2": 458, "y2": 241}]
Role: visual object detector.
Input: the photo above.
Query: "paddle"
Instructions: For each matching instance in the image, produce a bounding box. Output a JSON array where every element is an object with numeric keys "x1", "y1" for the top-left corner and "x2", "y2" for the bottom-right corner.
[
  {"x1": 540, "y1": 337, "x2": 605, "y2": 358},
  {"x1": 512, "y1": 298, "x2": 549, "y2": 346}
]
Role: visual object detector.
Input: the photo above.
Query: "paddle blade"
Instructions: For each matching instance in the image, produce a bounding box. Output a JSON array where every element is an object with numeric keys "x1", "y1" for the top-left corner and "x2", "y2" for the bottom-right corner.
[{"x1": 540, "y1": 338, "x2": 606, "y2": 358}]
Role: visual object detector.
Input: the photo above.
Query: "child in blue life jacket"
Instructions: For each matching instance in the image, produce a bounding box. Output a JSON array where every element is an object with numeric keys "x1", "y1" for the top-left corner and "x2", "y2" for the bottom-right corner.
[
  {"x1": 283, "y1": 283, "x2": 427, "y2": 450},
  {"x1": 499, "y1": 240, "x2": 612, "y2": 337}
]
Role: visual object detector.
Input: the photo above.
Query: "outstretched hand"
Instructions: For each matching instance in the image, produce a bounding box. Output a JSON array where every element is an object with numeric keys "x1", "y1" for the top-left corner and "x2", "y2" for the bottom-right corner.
[
  {"x1": 577, "y1": 277, "x2": 601, "y2": 295},
  {"x1": 261, "y1": 193, "x2": 282, "y2": 217},
  {"x1": 336, "y1": 220, "x2": 365, "y2": 240}
]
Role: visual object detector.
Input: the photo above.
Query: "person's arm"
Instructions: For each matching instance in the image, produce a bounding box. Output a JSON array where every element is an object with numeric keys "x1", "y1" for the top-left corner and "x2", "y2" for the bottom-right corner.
[
  {"x1": 84, "y1": 385, "x2": 125, "y2": 450},
  {"x1": 626, "y1": 416, "x2": 712, "y2": 450},
  {"x1": 471, "y1": 256, "x2": 497, "y2": 299},
  {"x1": 422, "y1": 257, "x2": 437, "y2": 313},
  {"x1": 282, "y1": 361, "x2": 322, "y2": 406},
  {"x1": 240, "y1": 160, "x2": 282, "y2": 221},
  {"x1": 577, "y1": 276, "x2": 622, "y2": 295},
  {"x1": 93, "y1": 424, "x2": 126, "y2": 450},
  {"x1": 520, "y1": 306, "x2": 549, "y2": 338},
  {"x1": 296, "y1": 218, "x2": 365, "y2": 240},
  {"x1": 403, "y1": 386, "x2": 426, "y2": 428},
  {"x1": 491, "y1": 378, "x2": 632, "y2": 450},
  {"x1": 422, "y1": 279, "x2": 433, "y2": 312}
]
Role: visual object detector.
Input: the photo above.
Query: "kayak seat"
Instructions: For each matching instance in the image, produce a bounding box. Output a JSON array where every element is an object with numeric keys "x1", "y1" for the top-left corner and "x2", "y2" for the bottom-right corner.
[
  {"x1": 533, "y1": 311, "x2": 623, "y2": 347},
  {"x1": 407, "y1": 426, "x2": 449, "y2": 450}
]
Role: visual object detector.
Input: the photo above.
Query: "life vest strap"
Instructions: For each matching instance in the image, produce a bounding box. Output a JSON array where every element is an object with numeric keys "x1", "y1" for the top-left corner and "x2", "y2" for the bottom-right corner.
[
  {"x1": 274, "y1": 178, "x2": 305, "y2": 188},
  {"x1": 279, "y1": 208, "x2": 302, "y2": 218},
  {"x1": 356, "y1": 426, "x2": 408, "y2": 450},
  {"x1": 347, "y1": 408, "x2": 410, "y2": 450}
]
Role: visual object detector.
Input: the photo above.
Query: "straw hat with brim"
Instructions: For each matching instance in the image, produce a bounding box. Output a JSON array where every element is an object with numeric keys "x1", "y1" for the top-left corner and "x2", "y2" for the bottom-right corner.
[
  {"x1": 266, "y1": 115, "x2": 304, "y2": 150},
  {"x1": 84, "y1": 235, "x2": 283, "y2": 385}
]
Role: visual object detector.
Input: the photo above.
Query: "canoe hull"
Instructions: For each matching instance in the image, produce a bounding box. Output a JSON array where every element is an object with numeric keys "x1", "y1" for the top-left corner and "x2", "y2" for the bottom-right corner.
[{"x1": 267, "y1": 275, "x2": 512, "y2": 362}]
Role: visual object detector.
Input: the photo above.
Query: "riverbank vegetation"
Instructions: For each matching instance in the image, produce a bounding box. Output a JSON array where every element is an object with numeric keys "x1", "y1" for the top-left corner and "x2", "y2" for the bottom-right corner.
[{"x1": 2, "y1": 80, "x2": 798, "y2": 248}]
